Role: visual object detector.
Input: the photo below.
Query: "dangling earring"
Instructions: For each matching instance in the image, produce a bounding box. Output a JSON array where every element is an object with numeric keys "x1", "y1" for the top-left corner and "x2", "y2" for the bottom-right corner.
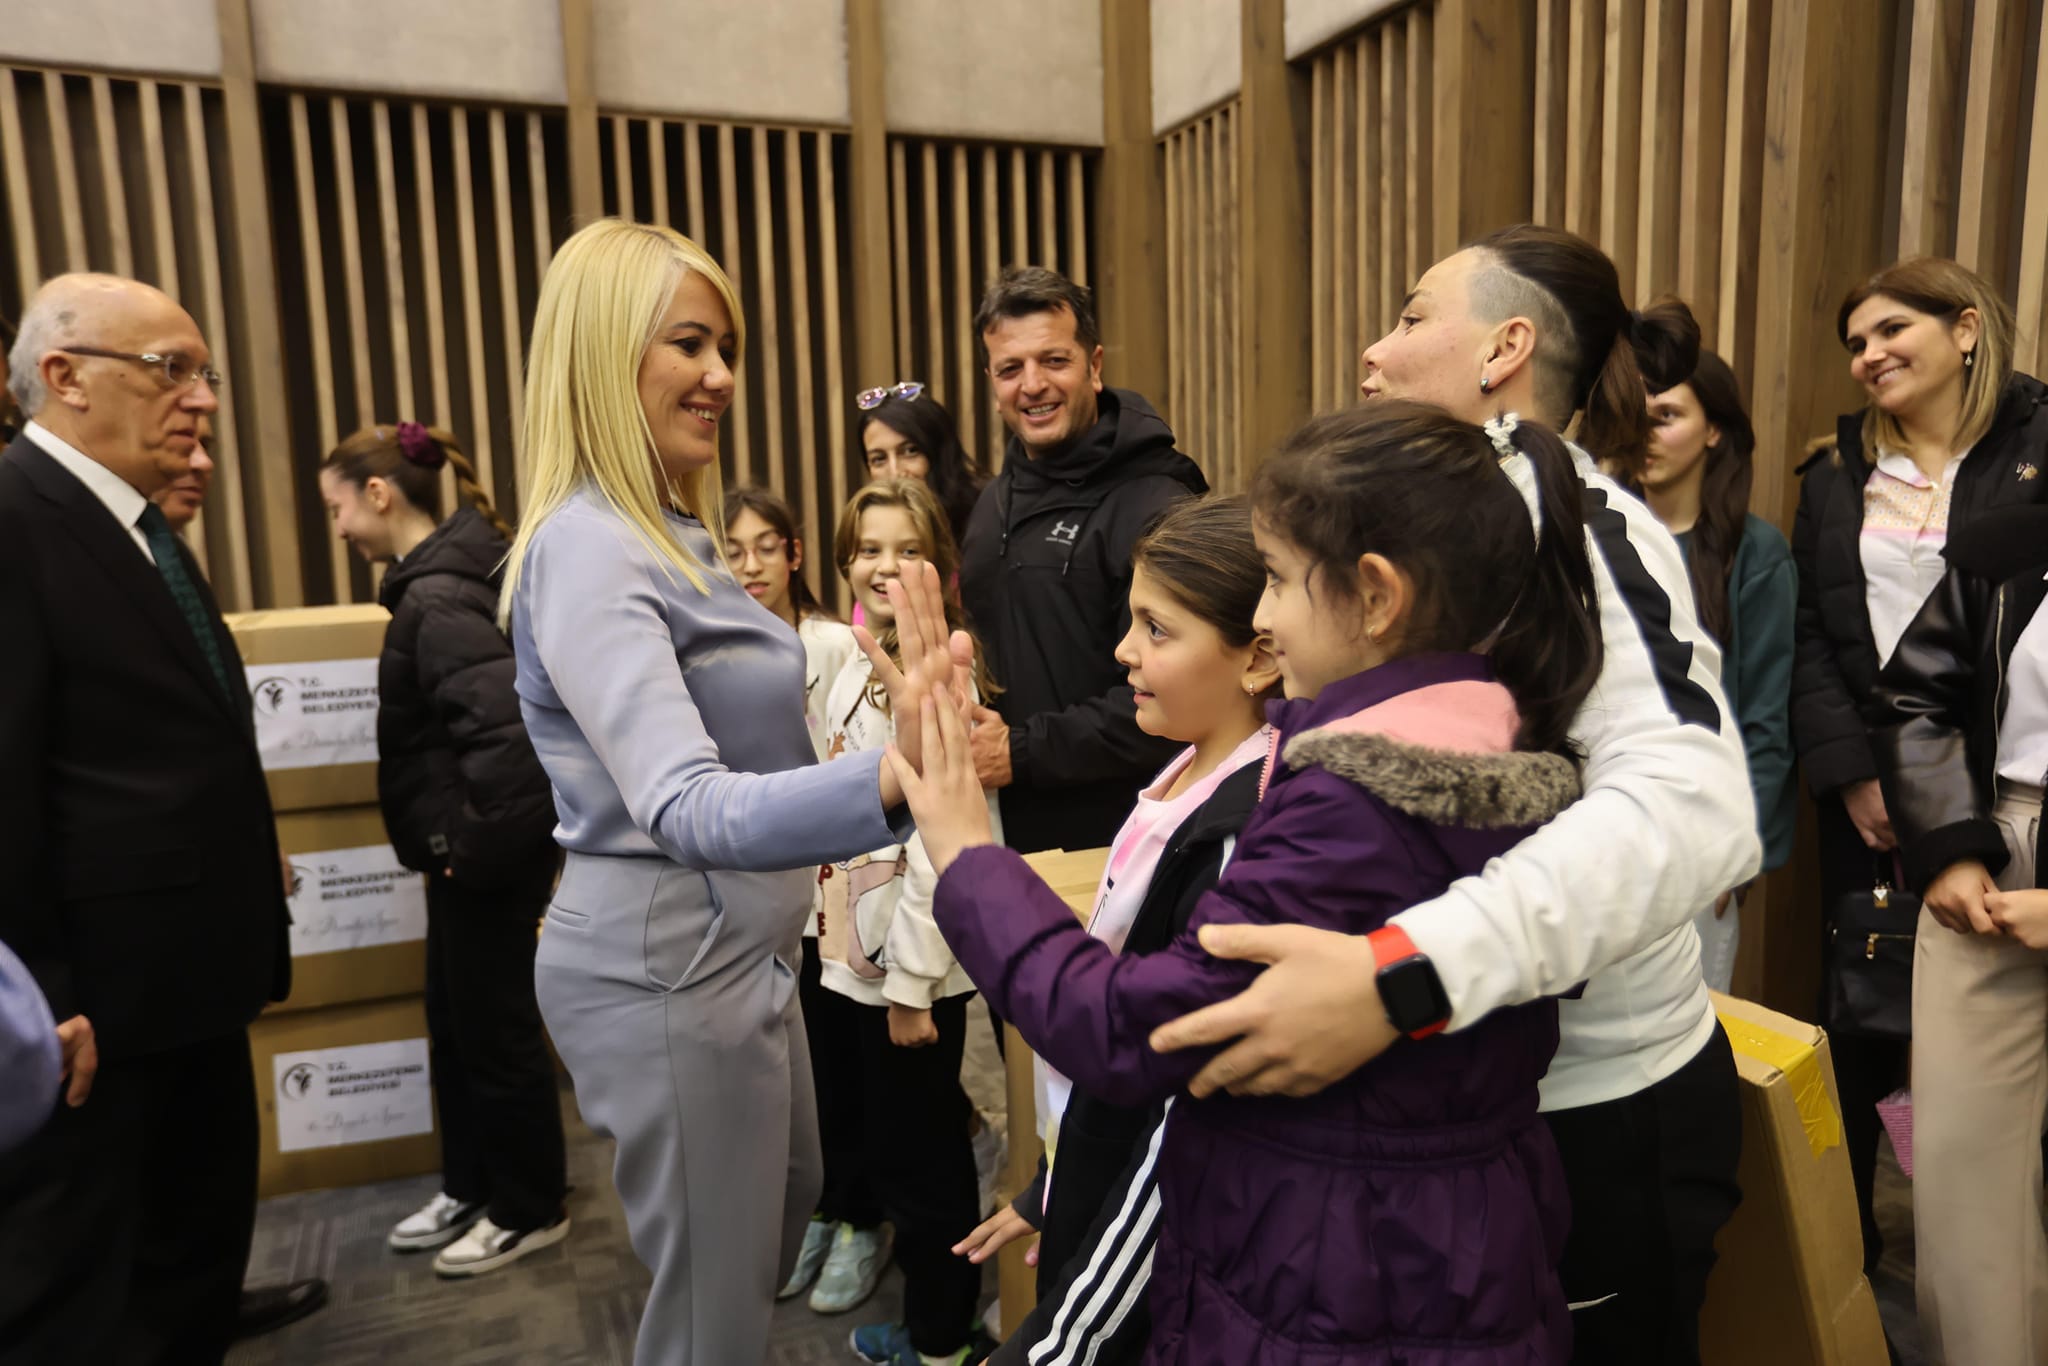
[
  {"x1": 1964, "y1": 349, "x2": 1977, "y2": 371},
  {"x1": 1479, "y1": 375, "x2": 1492, "y2": 394}
]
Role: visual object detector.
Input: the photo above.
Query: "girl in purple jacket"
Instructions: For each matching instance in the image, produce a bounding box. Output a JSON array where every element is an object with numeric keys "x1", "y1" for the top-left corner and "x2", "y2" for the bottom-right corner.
[{"x1": 889, "y1": 401, "x2": 1602, "y2": 1365}]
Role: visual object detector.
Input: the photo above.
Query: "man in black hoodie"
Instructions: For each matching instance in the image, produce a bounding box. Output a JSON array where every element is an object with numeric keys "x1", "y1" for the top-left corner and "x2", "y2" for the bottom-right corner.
[{"x1": 960, "y1": 267, "x2": 1208, "y2": 855}]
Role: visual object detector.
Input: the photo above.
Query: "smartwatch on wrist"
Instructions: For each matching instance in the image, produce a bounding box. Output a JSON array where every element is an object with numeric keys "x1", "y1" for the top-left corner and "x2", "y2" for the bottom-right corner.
[{"x1": 1367, "y1": 925, "x2": 1452, "y2": 1040}]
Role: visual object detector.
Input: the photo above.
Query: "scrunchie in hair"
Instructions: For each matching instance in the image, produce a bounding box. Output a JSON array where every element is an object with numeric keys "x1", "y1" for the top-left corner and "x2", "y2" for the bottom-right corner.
[{"x1": 395, "y1": 421, "x2": 445, "y2": 470}]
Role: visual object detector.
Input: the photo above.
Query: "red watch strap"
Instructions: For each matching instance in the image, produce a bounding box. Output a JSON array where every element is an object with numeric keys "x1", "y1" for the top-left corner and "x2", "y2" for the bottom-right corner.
[{"x1": 1367, "y1": 924, "x2": 1420, "y2": 968}]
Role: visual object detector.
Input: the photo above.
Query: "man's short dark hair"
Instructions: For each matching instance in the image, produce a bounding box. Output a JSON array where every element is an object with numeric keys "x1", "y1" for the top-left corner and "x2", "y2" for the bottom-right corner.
[{"x1": 974, "y1": 267, "x2": 1099, "y2": 362}]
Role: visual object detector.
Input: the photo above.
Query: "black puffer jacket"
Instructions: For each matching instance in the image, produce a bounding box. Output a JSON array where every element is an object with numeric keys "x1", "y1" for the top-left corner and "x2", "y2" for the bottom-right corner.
[
  {"x1": 1872, "y1": 502, "x2": 2048, "y2": 889},
  {"x1": 960, "y1": 388, "x2": 1208, "y2": 855},
  {"x1": 376, "y1": 506, "x2": 558, "y2": 889},
  {"x1": 1790, "y1": 373, "x2": 2048, "y2": 798}
]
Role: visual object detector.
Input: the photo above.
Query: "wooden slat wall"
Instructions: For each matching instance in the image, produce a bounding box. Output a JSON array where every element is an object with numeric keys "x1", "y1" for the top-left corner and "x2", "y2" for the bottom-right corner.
[
  {"x1": 264, "y1": 93, "x2": 570, "y2": 605},
  {"x1": 1162, "y1": 103, "x2": 1243, "y2": 490},
  {"x1": 598, "y1": 117, "x2": 858, "y2": 612},
  {"x1": 1304, "y1": 12, "x2": 1437, "y2": 424},
  {"x1": 885, "y1": 136, "x2": 1097, "y2": 510},
  {"x1": 0, "y1": 66, "x2": 263, "y2": 608}
]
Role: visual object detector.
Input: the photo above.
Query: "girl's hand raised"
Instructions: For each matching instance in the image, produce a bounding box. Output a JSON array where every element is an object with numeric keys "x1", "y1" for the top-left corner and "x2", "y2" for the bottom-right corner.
[
  {"x1": 882, "y1": 689, "x2": 993, "y2": 875},
  {"x1": 855, "y1": 561, "x2": 973, "y2": 804}
]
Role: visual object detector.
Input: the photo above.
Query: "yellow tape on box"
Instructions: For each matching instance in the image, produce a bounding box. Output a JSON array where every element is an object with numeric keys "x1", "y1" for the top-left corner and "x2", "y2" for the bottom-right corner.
[{"x1": 1716, "y1": 1007, "x2": 1844, "y2": 1158}]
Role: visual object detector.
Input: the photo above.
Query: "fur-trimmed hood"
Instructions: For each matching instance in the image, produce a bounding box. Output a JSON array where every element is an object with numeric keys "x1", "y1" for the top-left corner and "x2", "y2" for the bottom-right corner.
[{"x1": 1284, "y1": 727, "x2": 1579, "y2": 829}]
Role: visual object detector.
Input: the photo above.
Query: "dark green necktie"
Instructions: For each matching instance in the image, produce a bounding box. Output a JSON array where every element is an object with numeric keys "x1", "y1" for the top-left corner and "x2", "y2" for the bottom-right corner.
[{"x1": 137, "y1": 502, "x2": 233, "y2": 699}]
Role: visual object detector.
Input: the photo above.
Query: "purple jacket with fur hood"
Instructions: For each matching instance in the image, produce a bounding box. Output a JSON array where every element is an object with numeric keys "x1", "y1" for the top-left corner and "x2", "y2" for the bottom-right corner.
[{"x1": 934, "y1": 653, "x2": 1578, "y2": 1364}]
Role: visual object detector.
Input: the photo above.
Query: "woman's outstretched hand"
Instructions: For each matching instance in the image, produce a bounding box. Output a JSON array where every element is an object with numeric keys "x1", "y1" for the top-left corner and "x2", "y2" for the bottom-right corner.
[
  {"x1": 854, "y1": 563, "x2": 973, "y2": 799},
  {"x1": 882, "y1": 690, "x2": 994, "y2": 875}
]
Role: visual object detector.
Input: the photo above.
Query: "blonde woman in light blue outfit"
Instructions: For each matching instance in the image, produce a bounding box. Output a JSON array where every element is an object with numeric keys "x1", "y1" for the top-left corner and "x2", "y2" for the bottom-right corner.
[{"x1": 500, "y1": 219, "x2": 969, "y2": 1365}]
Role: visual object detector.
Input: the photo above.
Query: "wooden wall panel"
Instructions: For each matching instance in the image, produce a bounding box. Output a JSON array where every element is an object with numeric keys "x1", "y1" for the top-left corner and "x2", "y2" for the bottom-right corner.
[{"x1": 1162, "y1": 102, "x2": 1241, "y2": 488}]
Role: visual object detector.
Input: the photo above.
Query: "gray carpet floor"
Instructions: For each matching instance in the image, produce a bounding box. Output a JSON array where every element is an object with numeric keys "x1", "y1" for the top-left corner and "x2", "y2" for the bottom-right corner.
[{"x1": 229, "y1": 1051, "x2": 1930, "y2": 1366}]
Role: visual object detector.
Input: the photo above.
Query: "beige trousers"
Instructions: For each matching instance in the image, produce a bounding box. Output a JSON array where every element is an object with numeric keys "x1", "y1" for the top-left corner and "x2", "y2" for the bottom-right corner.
[{"x1": 1913, "y1": 781, "x2": 2048, "y2": 1365}]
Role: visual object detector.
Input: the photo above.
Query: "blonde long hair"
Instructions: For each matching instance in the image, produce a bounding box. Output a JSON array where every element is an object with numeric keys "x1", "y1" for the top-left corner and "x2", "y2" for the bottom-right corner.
[
  {"x1": 500, "y1": 219, "x2": 745, "y2": 624},
  {"x1": 1837, "y1": 256, "x2": 2016, "y2": 458}
]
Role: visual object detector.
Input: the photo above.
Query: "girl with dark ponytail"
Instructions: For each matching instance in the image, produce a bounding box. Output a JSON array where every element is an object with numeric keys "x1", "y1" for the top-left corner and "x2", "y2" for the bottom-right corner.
[
  {"x1": 1634, "y1": 350, "x2": 1798, "y2": 994},
  {"x1": 318, "y1": 422, "x2": 571, "y2": 1275},
  {"x1": 1130, "y1": 226, "x2": 1761, "y2": 1365},
  {"x1": 886, "y1": 400, "x2": 1594, "y2": 1363}
]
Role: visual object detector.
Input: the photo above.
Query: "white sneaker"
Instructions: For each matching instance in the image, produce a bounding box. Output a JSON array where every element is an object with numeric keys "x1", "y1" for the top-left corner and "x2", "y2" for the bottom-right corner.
[
  {"x1": 779, "y1": 1218, "x2": 838, "y2": 1299},
  {"x1": 808, "y1": 1223, "x2": 892, "y2": 1314},
  {"x1": 432, "y1": 1213, "x2": 571, "y2": 1278},
  {"x1": 388, "y1": 1192, "x2": 486, "y2": 1252}
]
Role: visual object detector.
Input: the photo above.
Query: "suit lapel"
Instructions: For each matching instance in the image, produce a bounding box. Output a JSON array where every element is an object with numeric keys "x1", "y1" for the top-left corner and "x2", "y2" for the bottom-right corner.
[{"x1": 8, "y1": 438, "x2": 247, "y2": 727}]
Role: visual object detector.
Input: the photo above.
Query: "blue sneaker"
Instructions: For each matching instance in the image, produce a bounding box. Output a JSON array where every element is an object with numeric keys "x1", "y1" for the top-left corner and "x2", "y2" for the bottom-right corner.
[
  {"x1": 849, "y1": 1320, "x2": 969, "y2": 1365},
  {"x1": 779, "y1": 1217, "x2": 837, "y2": 1300}
]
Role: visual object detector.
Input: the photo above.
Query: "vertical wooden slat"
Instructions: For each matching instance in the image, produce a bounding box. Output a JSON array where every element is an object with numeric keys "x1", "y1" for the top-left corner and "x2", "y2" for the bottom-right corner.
[
  {"x1": 783, "y1": 131, "x2": 818, "y2": 549},
  {"x1": 1677, "y1": 0, "x2": 1731, "y2": 345},
  {"x1": 1223, "y1": 104, "x2": 1242, "y2": 482},
  {"x1": 1009, "y1": 148, "x2": 1029, "y2": 266},
  {"x1": 1358, "y1": 34, "x2": 1380, "y2": 347},
  {"x1": 139, "y1": 82, "x2": 178, "y2": 298},
  {"x1": 557, "y1": 0, "x2": 602, "y2": 223},
  {"x1": 1405, "y1": 5, "x2": 1432, "y2": 267},
  {"x1": 1036, "y1": 150, "x2": 1057, "y2": 271},
  {"x1": 1533, "y1": 0, "x2": 1569, "y2": 225},
  {"x1": 684, "y1": 121, "x2": 707, "y2": 244},
  {"x1": 751, "y1": 127, "x2": 783, "y2": 491},
  {"x1": 1717, "y1": 0, "x2": 1770, "y2": 386},
  {"x1": 452, "y1": 110, "x2": 496, "y2": 494},
  {"x1": 179, "y1": 85, "x2": 251, "y2": 605},
  {"x1": 1564, "y1": 0, "x2": 1605, "y2": 241},
  {"x1": 43, "y1": 72, "x2": 88, "y2": 271},
  {"x1": 330, "y1": 98, "x2": 375, "y2": 429},
  {"x1": 412, "y1": 107, "x2": 451, "y2": 426},
  {"x1": 1194, "y1": 121, "x2": 1213, "y2": 466},
  {"x1": 371, "y1": 101, "x2": 415, "y2": 423},
  {"x1": 1065, "y1": 152, "x2": 1088, "y2": 288},
  {"x1": 1310, "y1": 59, "x2": 1330, "y2": 412},
  {"x1": 953, "y1": 144, "x2": 974, "y2": 435},
  {"x1": 921, "y1": 141, "x2": 943, "y2": 401},
  {"x1": 1380, "y1": 24, "x2": 1409, "y2": 329},
  {"x1": 716, "y1": 123, "x2": 749, "y2": 470},
  {"x1": 846, "y1": 0, "x2": 895, "y2": 400},
  {"x1": 817, "y1": 130, "x2": 850, "y2": 600},
  {"x1": 1099, "y1": 0, "x2": 1166, "y2": 406},
  {"x1": 890, "y1": 140, "x2": 912, "y2": 381},
  {"x1": 1899, "y1": 0, "x2": 1966, "y2": 260},
  {"x1": 2013, "y1": 10, "x2": 2048, "y2": 374},
  {"x1": 528, "y1": 112, "x2": 553, "y2": 289},
  {"x1": 979, "y1": 145, "x2": 1001, "y2": 465},
  {"x1": 290, "y1": 94, "x2": 351, "y2": 600},
  {"x1": 648, "y1": 119, "x2": 669, "y2": 227},
  {"x1": 1955, "y1": 0, "x2": 2026, "y2": 285},
  {"x1": 1164, "y1": 129, "x2": 1183, "y2": 445},
  {"x1": 1599, "y1": 0, "x2": 1645, "y2": 286},
  {"x1": 1332, "y1": 43, "x2": 1356, "y2": 409},
  {"x1": 0, "y1": 74, "x2": 38, "y2": 286},
  {"x1": 90, "y1": 77, "x2": 133, "y2": 276},
  {"x1": 611, "y1": 115, "x2": 633, "y2": 218},
  {"x1": 1635, "y1": 0, "x2": 1685, "y2": 299},
  {"x1": 488, "y1": 110, "x2": 526, "y2": 484}
]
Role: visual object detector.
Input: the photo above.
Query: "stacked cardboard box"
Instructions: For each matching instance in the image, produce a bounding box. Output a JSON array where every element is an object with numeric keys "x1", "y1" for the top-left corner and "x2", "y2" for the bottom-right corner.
[{"x1": 227, "y1": 605, "x2": 440, "y2": 1198}]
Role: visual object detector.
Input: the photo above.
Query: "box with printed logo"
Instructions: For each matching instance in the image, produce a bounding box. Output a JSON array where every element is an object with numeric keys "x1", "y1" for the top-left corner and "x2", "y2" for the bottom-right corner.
[
  {"x1": 250, "y1": 996, "x2": 439, "y2": 1198},
  {"x1": 268, "y1": 806, "x2": 428, "y2": 1014},
  {"x1": 224, "y1": 604, "x2": 389, "y2": 812}
]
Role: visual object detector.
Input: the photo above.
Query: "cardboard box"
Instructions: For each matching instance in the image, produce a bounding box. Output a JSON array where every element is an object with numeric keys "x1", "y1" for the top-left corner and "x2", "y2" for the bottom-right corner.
[
  {"x1": 250, "y1": 996, "x2": 440, "y2": 1199},
  {"x1": 225, "y1": 604, "x2": 389, "y2": 811},
  {"x1": 1021, "y1": 847, "x2": 1110, "y2": 922},
  {"x1": 271, "y1": 806, "x2": 428, "y2": 1014},
  {"x1": 1702, "y1": 992, "x2": 1888, "y2": 1366}
]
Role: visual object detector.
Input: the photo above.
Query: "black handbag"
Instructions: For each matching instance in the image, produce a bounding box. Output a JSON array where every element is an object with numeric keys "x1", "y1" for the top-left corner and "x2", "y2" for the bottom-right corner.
[{"x1": 1825, "y1": 853, "x2": 1919, "y2": 1040}]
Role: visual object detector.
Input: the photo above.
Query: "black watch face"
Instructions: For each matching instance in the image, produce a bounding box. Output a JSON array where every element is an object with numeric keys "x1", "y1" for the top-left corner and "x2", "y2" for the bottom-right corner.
[{"x1": 1380, "y1": 957, "x2": 1451, "y2": 1035}]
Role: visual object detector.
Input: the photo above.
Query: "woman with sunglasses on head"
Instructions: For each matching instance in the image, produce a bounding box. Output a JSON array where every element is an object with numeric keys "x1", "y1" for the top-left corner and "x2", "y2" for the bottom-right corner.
[{"x1": 855, "y1": 381, "x2": 985, "y2": 547}]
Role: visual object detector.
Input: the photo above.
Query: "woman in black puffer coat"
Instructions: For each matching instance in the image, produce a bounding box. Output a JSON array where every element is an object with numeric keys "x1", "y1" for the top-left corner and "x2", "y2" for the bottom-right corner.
[{"x1": 317, "y1": 421, "x2": 569, "y2": 1277}]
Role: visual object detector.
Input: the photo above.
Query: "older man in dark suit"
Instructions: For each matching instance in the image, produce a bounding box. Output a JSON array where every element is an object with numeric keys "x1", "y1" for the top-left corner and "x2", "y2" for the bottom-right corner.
[{"x1": 0, "y1": 273, "x2": 291, "y2": 1364}]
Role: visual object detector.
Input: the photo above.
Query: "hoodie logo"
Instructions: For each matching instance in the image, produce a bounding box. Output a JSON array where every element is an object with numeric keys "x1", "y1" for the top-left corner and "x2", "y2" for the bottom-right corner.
[{"x1": 1047, "y1": 520, "x2": 1081, "y2": 546}]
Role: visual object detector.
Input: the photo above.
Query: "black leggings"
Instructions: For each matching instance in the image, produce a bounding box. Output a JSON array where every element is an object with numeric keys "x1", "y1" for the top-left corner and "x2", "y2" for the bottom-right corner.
[{"x1": 1543, "y1": 1028, "x2": 1745, "y2": 1366}]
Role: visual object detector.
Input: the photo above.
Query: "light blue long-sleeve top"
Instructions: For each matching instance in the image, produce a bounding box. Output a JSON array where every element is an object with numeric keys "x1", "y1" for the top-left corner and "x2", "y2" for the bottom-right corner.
[{"x1": 511, "y1": 487, "x2": 902, "y2": 876}]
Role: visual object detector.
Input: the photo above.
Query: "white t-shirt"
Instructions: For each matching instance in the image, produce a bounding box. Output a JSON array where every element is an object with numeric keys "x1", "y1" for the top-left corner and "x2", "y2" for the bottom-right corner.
[{"x1": 797, "y1": 615, "x2": 858, "y2": 939}]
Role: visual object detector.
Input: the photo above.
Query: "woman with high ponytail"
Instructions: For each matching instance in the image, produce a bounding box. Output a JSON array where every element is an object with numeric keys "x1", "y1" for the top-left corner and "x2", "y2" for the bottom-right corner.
[
  {"x1": 317, "y1": 421, "x2": 571, "y2": 1276},
  {"x1": 1129, "y1": 225, "x2": 1758, "y2": 1366}
]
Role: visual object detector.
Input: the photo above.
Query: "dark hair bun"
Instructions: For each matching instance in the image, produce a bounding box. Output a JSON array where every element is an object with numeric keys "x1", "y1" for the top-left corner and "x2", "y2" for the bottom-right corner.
[{"x1": 1630, "y1": 296, "x2": 1702, "y2": 395}]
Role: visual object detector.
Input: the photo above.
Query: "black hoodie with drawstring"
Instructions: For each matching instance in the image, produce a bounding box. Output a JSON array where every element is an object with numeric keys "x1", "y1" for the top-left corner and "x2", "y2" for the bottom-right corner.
[{"x1": 959, "y1": 387, "x2": 1209, "y2": 855}]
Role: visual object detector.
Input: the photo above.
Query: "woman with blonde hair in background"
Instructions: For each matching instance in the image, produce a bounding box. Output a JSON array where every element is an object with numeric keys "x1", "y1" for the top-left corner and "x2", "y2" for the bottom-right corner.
[{"x1": 501, "y1": 218, "x2": 969, "y2": 1364}]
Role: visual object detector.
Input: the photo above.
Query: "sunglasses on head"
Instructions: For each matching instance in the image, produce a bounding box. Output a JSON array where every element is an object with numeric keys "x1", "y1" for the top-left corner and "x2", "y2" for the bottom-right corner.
[{"x1": 856, "y1": 380, "x2": 925, "y2": 411}]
